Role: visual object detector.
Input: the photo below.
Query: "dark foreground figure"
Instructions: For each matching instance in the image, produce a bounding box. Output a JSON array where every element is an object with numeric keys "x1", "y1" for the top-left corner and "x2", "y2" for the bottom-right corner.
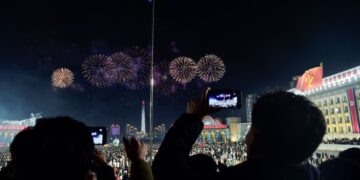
[
  {"x1": 319, "y1": 148, "x2": 360, "y2": 180},
  {"x1": 0, "y1": 117, "x2": 116, "y2": 180},
  {"x1": 153, "y1": 90, "x2": 326, "y2": 180}
]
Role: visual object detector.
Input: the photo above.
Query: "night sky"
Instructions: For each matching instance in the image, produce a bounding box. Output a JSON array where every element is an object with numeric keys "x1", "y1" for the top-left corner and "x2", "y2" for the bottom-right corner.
[{"x1": 1, "y1": 0, "x2": 360, "y2": 133}]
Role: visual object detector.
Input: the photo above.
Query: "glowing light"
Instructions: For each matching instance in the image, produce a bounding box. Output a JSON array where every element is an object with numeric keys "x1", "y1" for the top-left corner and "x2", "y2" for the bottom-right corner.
[
  {"x1": 197, "y1": 54, "x2": 225, "y2": 82},
  {"x1": 82, "y1": 54, "x2": 117, "y2": 87},
  {"x1": 51, "y1": 68, "x2": 74, "y2": 88},
  {"x1": 123, "y1": 47, "x2": 151, "y2": 89},
  {"x1": 154, "y1": 61, "x2": 179, "y2": 96},
  {"x1": 110, "y1": 51, "x2": 137, "y2": 84},
  {"x1": 169, "y1": 57, "x2": 197, "y2": 84}
]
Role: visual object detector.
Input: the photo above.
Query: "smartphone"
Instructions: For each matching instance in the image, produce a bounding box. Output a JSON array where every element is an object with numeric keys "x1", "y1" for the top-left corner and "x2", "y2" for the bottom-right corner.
[
  {"x1": 88, "y1": 127, "x2": 107, "y2": 145},
  {"x1": 207, "y1": 89, "x2": 242, "y2": 109}
]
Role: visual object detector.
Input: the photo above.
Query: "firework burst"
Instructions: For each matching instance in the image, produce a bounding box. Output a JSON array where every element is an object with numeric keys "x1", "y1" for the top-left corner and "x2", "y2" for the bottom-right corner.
[
  {"x1": 82, "y1": 54, "x2": 117, "y2": 87},
  {"x1": 154, "y1": 61, "x2": 179, "y2": 96},
  {"x1": 169, "y1": 57, "x2": 197, "y2": 84},
  {"x1": 51, "y1": 68, "x2": 74, "y2": 88},
  {"x1": 123, "y1": 47, "x2": 151, "y2": 89},
  {"x1": 110, "y1": 51, "x2": 137, "y2": 84},
  {"x1": 197, "y1": 54, "x2": 225, "y2": 82}
]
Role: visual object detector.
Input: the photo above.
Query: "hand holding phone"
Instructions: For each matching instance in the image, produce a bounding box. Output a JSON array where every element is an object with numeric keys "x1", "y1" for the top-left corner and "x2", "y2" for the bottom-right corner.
[{"x1": 186, "y1": 88, "x2": 221, "y2": 116}]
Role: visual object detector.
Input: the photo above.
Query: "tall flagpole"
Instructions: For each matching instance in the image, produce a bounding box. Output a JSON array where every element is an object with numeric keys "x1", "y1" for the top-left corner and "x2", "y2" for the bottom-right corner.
[{"x1": 149, "y1": 0, "x2": 155, "y2": 164}]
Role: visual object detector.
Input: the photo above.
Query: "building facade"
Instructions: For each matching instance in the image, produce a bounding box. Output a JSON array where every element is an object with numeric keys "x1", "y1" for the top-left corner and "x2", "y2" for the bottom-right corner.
[
  {"x1": 226, "y1": 117, "x2": 241, "y2": 142},
  {"x1": 197, "y1": 116, "x2": 230, "y2": 143},
  {"x1": 0, "y1": 113, "x2": 41, "y2": 145},
  {"x1": 291, "y1": 65, "x2": 360, "y2": 135},
  {"x1": 246, "y1": 94, "x2": 257, "y2": 123}
]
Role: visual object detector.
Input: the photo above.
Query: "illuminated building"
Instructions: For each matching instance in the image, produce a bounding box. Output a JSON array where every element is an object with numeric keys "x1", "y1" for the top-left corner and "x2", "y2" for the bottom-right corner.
[
  {"x1": 141, "y1": 100, "x2": 146, "y2": 135},
  {"x1": 154, "y1": 124, "x2": 166, "y2": 142},
  {"x1": 197, "y1": 116, "x2": 229, "y2": 143},
  {"x1": 126, "y1": 124, "x2": 139, "y2": 137},
  {"x1": 0, "y1": 113, "x2": 41, "y2": 145},
  {"x1": 110, "y1": 124, "x2": 120, "y2": 138},
  {"x1": 226, "y1": 117, "x2": 241, "y2": 142},
  {"x1": 246, "y1": 94, "x2": 257, "y2": 123},
  {"x1": 290, "y1": 65, "x2": 360, "y2": 135},
  {"x1": 239, "y1": 123, "x2": 251, "y2": 140}
]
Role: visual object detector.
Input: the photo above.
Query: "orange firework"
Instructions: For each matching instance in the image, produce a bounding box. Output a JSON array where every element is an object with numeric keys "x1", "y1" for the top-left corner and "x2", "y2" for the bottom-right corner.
[
  {"x1": 51, "y1": 68, "x2": 74, "y2": 88},
  {"x1": 169, "y1": 57, "x2": 197, "y2": 84}
]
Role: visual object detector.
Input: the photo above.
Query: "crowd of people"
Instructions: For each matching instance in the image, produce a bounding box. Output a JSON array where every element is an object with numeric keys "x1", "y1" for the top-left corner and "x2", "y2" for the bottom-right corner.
[
  {"x1": 0, "y1": 90, "x2": 359, "y2": 180},
  {"x1": 323, "y1": 138, "x2": 360, "y2": 145},
  {"x1": 0, "y1": 142, "x2": 343, "y2": 175},
  {"x1": 0, "y1": 148, "x2": 10, "y2": 171}
]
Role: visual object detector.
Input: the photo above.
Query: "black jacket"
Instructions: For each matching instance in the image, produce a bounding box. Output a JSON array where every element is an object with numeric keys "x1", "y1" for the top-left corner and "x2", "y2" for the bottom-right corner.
[
  {"x1": 152, "y1": 113, "x2": 204, "y2": 180},
  {"x1": 221, "y1": 159, "x2": 323, "y2": 180},
  {"x1": 152, "y1": 113, "x2": 323, "y2": 180}
]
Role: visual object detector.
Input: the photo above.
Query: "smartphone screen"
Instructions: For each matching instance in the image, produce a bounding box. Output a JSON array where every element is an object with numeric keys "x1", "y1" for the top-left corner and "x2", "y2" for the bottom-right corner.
[
  {"x1": 88, "y1": 127, "x2": 107, "y2": 145},
  {"x1": 207, "y1": 89, "x2": 241, "y2": 109}
]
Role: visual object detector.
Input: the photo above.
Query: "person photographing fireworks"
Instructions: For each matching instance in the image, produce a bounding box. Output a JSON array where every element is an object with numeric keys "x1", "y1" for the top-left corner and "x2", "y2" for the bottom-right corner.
[{"x1": 153, "y1": 89, "x2": 326, "y2": 180}]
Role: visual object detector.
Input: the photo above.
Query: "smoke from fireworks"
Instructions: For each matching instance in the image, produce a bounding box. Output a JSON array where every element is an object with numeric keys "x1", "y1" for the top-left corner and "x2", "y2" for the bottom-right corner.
[
  {"x1": 169, "y1": 57, "x2": 197, "y2": 84},
  {"x1": 169, "y1": 79, "x2": 208, "y2": 106},
  {"x1": 197, "y1": 54, "x2": 225, "y2": 82},
  {"x1": 110, "y1": 52, "x2": 137, "y2": 84},
  {"x1": 123, "y1": 47, "x2": 151, "y2": 89},
  {"x1": 82, "y1": 54, "x2": 117, "y2": 87},
  {"x1": 51, "y1": 68, "x2": 74, "y2": 88},
  {"x1": 154, "y1": 61, "x2": 179, "y2": 96}
]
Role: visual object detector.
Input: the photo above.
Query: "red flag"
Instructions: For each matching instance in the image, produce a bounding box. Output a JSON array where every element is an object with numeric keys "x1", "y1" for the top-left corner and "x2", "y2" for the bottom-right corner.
[{"x1": 296, "y1": 66, "x2": 323, "y2": 91}]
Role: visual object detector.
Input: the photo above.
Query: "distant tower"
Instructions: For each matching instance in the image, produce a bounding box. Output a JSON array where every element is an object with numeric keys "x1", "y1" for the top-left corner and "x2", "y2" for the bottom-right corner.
[
  {"x1": 141, "y1": 100, "x2": 146, "y2": 135},
  {"x1": 246, "y1": 94, "x2": 257, "y2": 123}
]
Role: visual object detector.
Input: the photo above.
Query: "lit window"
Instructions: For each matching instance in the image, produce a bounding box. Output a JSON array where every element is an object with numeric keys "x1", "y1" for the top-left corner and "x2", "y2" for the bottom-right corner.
[
  {"x1": 323, "y1": 100, "x2": 327, "y2": 106},
  {"x1": 339, "y1": 117, "x2": 343, "y2": 123},
  {"x1": 342, "y1": 96, "x2": 347, "y2": 103},
  {"x1": 346, "y1": 116, "x2": 350, "y2": 123}
]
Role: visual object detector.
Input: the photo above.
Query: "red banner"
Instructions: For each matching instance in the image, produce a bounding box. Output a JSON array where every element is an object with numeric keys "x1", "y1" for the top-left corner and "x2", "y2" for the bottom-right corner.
[
  {"x1": 296, "y1": 66, "x2": 323, "y2": 91},
  {"x1": 0, "y1": 126, "x2": 27, "y2": 130},
  {"x1": 347, "y1": 88, "x2": 360, "y2": 133}
]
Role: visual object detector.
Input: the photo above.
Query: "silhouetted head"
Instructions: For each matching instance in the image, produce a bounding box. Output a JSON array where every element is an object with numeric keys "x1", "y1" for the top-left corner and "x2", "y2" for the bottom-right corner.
[
  {"x1": 189, "y1": 154, "x2": 217, "y2": 180},
  {"x1": 246, "y1": 90, "x2": 326, "y2": 164},
  {"x1": 319, "y1": 158, "x2": 360, "y2": 180},
  {"x1": 10, "y1": 127, "x2": 35, "y2": 162},
  {"x1": 4, "y1": 128, "x2": 35, "y2": 180},
  {"x1": 14, "y1": 117, "x2": 94, "y2": 180},
  {"x1": 339, "y1": 148, "x2": 360, "y2": 164}
]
